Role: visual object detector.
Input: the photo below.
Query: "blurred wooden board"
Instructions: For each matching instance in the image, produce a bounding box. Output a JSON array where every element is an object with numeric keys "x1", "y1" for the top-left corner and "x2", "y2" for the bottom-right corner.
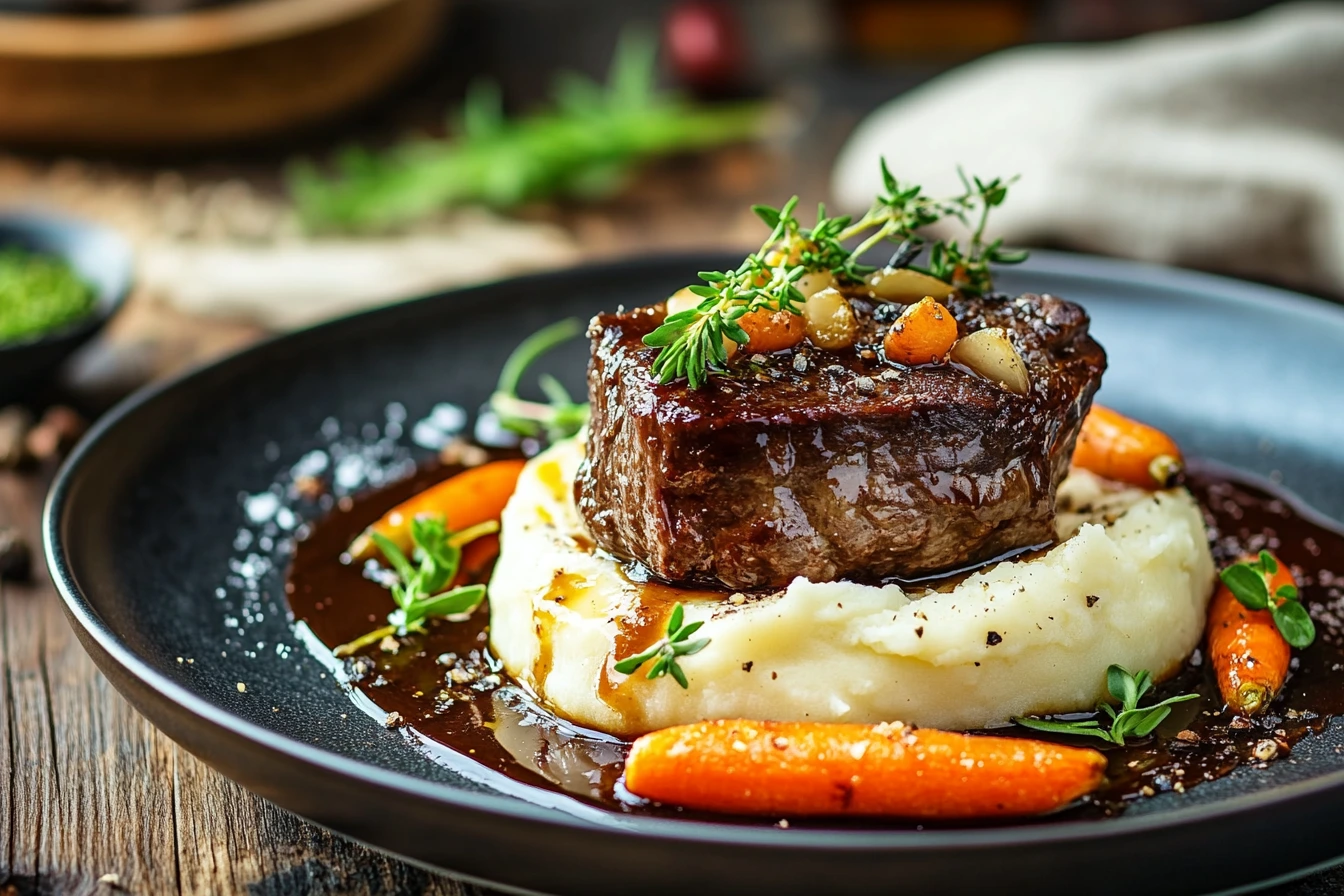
[{"x1": 0, "y1": 0, "x2": 444, "y2": 147}]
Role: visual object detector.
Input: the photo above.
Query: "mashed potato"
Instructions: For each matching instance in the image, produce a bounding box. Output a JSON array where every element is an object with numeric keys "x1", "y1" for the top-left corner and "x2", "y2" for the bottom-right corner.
[{"x1": 489, "y1": 438, "x2": 1214, "y2": 736}]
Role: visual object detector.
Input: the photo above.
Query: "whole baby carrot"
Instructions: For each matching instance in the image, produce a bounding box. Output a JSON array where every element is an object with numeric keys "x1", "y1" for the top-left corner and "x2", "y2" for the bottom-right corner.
[
  {"x1": 1073, "y1": 405, "x2": 1183, "y2": 488},
  {"x1": 1208, "y1": 552, "x2": 1301, "y2": 716},
  {"x1": 624, "y1": 719, "x2": 1107, "y2": 818},
  {"x1": 348, "y1": 458, "x2": 525, "y2": 561}
]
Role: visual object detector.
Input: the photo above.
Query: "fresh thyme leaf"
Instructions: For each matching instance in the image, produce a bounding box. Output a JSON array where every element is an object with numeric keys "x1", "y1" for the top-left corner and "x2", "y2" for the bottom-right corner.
[
  {"x1": 1009, "y1": 717, "x2": 1111, "y2": 742},
  {"x1": 333, "y1": 516, "x2": 497, "y2": 657},
  {"x1": 1014, "y1": 664, "x2": 1198, "y2": 745},
  {"x1": 394, "y1": 584, "x2": 487, "y2": 630},
  {"x1": 369, "y1": 531, "x2": 416, "y2": 589},
  {"x1": 612, "y1": 602, "x2": 711, "y2": 689},
  {"x1": 644, "y1": 159, "x2": 1028, "y2": 387},
  {"x1": 489, "y1": 318, "x2": 590, "y2": 442},
  {"x1": 1220, "y1": 555, "x2": 1315, "y2": 648}
]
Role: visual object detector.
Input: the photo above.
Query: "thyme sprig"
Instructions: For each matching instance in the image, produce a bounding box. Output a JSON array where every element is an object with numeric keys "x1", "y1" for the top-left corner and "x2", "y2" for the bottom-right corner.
[
  {"x1": 1014, "y1": 665, "x2": 1198, "y2": 745},
  {"x1": 333, "y1": 516, "x2": 494, "y2": 657},
  {"x1": 643, "y1": 160, "x2": 1027, "y2": 387},
  {"x1": 488, "y1": 317, "x2": 589, "y2": 442},
  {"x1": 613, "y1": 602, "x2": 710, "y2": 688},
  {"x1": 1221, "y1": 551, "x2": 1314, "y2": 648}
]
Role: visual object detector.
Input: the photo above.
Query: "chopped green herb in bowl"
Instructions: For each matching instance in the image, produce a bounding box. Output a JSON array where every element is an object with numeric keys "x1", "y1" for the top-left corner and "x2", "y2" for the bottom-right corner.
[{"x1": 0, "y1": 246, "x2": 96, "y2": 344}]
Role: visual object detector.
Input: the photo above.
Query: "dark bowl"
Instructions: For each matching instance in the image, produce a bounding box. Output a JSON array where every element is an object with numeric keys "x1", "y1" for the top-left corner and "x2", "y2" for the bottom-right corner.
[{"x1": 0, "y1": 211, "x2": 133, "y2": 405}]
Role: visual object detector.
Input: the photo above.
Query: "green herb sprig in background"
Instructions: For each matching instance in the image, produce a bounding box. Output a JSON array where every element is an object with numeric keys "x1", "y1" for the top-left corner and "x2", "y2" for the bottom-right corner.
[
  {"x1": 1015, "y1": 665, "x2": 1198, "y2": 745},
  {"x1": 1221, "y1": 551, "x2": 1315, "y2": 648},
  {"x1": 333, "y1": 515, "x2": 494, "y2": 657},
  {"x1": 613, "y1": 602, "x2": 710, "y2": 689},
  {"x1": 289, "y1": 32, "x2": 765, "y2": 233}
]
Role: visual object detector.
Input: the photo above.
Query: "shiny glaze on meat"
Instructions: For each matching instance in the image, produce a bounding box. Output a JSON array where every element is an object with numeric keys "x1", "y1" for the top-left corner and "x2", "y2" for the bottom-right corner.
[{"x1": 575, "y1": 292, "x2": 1106, "y2": 589}]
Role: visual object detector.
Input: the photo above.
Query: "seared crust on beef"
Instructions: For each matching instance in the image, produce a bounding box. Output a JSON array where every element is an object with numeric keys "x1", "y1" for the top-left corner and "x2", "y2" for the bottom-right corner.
[{"x1": 574, "y1": 293, "x2": 1106, "y2": 590}]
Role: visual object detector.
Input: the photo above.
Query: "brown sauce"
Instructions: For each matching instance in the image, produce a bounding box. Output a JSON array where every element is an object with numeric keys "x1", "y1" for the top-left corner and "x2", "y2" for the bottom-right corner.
[{"x1": 288, "y1": 454, "x2": 1344, "y2": 826}]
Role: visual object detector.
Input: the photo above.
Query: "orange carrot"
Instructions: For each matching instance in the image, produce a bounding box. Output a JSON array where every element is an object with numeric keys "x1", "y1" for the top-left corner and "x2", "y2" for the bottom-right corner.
[
  {"x1": 738, "y1": 308, "x2": 806, "y2": 354},
  {"x1": 1073, "y1": 405, "x2": 1183, "y2": 488},
  {"x1": 349, "y1": 459, "x2": 525, "y2": 561},
  {"x1": 624, "y1": 719, "x2": 1107, "y2": 818},
  {"x1": 1208, "y1": 554, "x2": 1296, "y2": 716},
  {"x1": 454, "y1": 534, "x2": 501, "y2": 586},
  {"x1": 883, "y1": 297, "x2": 959, "y2": 365}
]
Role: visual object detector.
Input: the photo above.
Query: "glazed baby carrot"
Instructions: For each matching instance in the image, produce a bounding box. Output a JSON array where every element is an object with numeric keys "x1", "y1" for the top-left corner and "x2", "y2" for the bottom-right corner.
[
  {"x1": 349, "y1": 458, "x2": 526, "y2": 561},
  {"x1": 883, "y1": 297, "x2": 959, "y2": 365},
  {"x1": 1208, "y1": 552, "x2": 1305, "y2": 715},
  {"x1": 454, "y1": 534, "x2": 501, "y2": 586},
  {"x1": 1073, "y1": 405, "x2": 1183, "y2": 488},
  {"x1": 624, "y1": 719, "x2": 1107, "y2": 818}
]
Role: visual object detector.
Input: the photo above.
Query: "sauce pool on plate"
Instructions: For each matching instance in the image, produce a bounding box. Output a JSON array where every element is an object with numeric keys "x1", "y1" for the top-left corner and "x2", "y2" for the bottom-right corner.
[{"x1": 287, "y1": 453, "x2": 1344, "y2": 825}]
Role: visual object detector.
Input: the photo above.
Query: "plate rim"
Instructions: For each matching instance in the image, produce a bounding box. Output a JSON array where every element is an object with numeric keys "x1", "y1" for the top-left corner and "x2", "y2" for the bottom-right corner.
[{"x1": 42, "y1": 249, "x2": 1344, "y2": 856}]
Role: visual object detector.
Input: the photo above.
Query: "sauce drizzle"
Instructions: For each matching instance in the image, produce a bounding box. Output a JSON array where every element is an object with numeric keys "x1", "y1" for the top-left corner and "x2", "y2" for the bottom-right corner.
[{"x1": 288, "y1": 455, "x2": 1344, "y2": 826}]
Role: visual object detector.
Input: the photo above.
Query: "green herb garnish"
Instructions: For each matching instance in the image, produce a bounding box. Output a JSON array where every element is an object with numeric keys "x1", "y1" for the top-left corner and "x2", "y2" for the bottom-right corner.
[
  {"x1": 1014, "y1": 665, "x2": 1198, "y2": 745},
  {"x1": 612, "y1": 602, "x2": 710, "y2": 689},
  {"x1": 488, "y1": 318, "x2": 589, "y2": 442},
  {"x1": 1221, "y1": 551, "x2": 1314, "y2": 648},
  {"x1": 643, "y1": 160, "x2": 1027, "y2": 387},
  {"x1": 333, "y1": 516, "x2": 495, "y2": 657},
  {"x1": 289, "y1": 31, "x2": 765, "y2": 232},
  {"x1": 0, "y1": 246, "x2": 95, "y2": 343}
]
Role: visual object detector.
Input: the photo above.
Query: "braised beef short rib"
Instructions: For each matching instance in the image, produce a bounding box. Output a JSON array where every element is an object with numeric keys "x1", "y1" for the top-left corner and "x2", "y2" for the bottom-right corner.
[{"x1": 574, "y1": 293, "x2": 1106, "y2": 590}]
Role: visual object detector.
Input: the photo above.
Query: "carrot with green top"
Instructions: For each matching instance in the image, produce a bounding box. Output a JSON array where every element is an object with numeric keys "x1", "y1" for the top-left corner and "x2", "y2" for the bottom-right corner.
[
  {"x1": 624, "y1": 719, "x2": 1107, "y2": 818},
  {"x1": 1073, "y1": 405, "x2": 1183, "y2": 488},
  {"x1": 349, "y1": 458, "x2": 525, "y2": 562},
  {"x1": 1209, "y1": 551, "x2": 1312, "y2": 716}
]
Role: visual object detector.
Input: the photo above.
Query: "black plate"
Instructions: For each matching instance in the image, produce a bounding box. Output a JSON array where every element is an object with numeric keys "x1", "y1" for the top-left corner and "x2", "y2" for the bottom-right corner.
[
  {"x1": 44, "y1": 252, "x2": 1344, "y2": 896},
  {"x1": 0, "y1": 211, "x2": 132, "y2": 404}
]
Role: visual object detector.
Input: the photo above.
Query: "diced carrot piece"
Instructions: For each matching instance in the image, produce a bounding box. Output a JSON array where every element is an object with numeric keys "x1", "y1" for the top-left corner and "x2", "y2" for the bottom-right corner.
[
  {"x1": 738, "y1": 308, "x2": 806, "y2": 354},
  {"x1": 883, "y1": 297, "x2": 958, "y2": 365}
]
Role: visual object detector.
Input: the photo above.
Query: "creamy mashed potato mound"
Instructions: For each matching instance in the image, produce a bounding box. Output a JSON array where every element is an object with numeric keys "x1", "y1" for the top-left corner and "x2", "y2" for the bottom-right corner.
[{"x1": 489, "y1": 438, "x2": 1214, "y2": 736}]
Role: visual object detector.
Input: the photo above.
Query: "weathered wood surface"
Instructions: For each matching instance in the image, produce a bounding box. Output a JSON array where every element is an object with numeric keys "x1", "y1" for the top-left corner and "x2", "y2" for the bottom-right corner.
[{"x1": 0, "y1": 469, "x2": 487, "y2": 896}]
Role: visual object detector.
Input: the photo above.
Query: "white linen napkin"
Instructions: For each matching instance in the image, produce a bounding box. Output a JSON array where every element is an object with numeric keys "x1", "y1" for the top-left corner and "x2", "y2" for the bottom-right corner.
[{"x1": 831, "y1": 3, "x2": 1344, "y2": 297}]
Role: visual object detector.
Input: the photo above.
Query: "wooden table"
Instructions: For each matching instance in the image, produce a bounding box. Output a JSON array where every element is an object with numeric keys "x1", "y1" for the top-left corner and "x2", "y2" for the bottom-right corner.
[{"x1": 0, "y1": 466, "x2": 492, "y2": 895}]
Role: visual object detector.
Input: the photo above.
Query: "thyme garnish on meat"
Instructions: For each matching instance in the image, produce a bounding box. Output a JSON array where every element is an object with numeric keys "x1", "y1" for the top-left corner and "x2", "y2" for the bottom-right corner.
[
  {"x1": 488, "y1": 317, "x2": 589, "y2": 441},
  {"x1": 333, "y1": 516, "x2": 494, "y2": 657},
  {"x1": 643, "y1": 160, "x2": 1028, "y2": 388},
  {"x1": 613, "y1": 602, "x2": 710, "y2": 688},
  {"x1": 1221, "y1": 551, "x2": 1315, "y2": 648},
  {"x1": 1014, "y1": 665, "x2": 1198, "y2": 745}
]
